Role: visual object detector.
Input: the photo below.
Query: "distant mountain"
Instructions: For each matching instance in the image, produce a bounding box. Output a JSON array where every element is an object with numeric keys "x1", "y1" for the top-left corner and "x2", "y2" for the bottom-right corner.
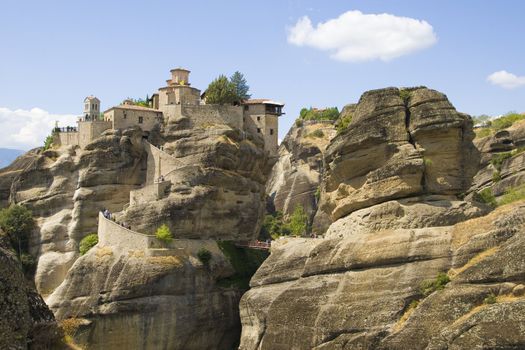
[{"x1": 0, "y1": 148, "x2": 25, "y2": 169}]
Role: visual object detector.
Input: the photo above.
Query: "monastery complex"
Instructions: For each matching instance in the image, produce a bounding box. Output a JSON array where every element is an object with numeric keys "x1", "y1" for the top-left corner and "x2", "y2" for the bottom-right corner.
[{"x1": 55, "y1": 68, "x2": 284, "y2": 155}]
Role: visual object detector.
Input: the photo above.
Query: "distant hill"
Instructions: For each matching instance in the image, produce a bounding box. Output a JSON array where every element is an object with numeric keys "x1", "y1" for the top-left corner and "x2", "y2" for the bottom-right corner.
[{"x1": 0, "y1": 148, "x2": 25, "y2": 169}]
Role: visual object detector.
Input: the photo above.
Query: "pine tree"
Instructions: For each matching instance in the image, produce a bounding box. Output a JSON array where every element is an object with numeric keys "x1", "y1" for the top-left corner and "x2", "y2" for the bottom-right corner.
[{"x1": 230, "y1": 71, "x2": 251, "y2": 102}]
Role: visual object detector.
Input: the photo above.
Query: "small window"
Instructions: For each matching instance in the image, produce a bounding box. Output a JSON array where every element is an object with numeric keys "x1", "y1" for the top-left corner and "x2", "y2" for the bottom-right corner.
[
  {"x1": 270, "y1": 129, "x2": 274, "y2": 135},
  {"x1": 257, "y1": 128, "x2": 261, "y2": 133},
  {"x1": 138, "y1": 116, "x2": 143, "y2": 124}
]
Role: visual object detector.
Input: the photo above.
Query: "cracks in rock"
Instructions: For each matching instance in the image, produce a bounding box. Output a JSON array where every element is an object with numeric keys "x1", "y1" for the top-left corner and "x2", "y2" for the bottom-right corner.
[{"x1": 401, "y1": 90, "x2": 427, "y2": 192}]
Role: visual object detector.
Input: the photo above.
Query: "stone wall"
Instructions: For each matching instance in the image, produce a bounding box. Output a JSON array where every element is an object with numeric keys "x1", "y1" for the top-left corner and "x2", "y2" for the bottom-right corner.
[
  {"x1": 56, "y1": 131, "x2": 79, "y2": 147},
  {"x1": 144, "y1": 141, "x2": 185, "y2": 185},
  {"x1": 97, "y1": 212, "x2": 222, "y2": 255},
  {"x1": 78, "y1": 120, "x2": 112, "y2": 148},
  {"x1": 161, "y1": 104, "x2": 243, "y2": 130},
  {"x1": 105, "y1": 108, "x2": 162, "y2": 133},
  {"x1": 129, "y1": 180, "x2": 170, "y2": 205}
]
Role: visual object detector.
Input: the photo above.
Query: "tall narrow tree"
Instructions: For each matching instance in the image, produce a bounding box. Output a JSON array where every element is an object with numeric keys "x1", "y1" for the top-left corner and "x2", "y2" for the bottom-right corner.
[{"x1": 230, "y1": 71, "x2": 251, "y2": 102}]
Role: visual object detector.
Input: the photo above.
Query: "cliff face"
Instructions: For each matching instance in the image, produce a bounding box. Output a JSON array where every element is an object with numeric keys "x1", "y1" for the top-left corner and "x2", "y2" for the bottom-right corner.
[
  {"x1": 238, "y1": 88, "x2": 525, "y2": 349},
  {"x1": 32, "y1": 121, "x2": 269, "y2": 349},
  {"x1": 266, "y1": 121, "x2": 336, "y2": 223},
  {"x1": 0, "y1": 236, "x2": 65, "y2": 350}
]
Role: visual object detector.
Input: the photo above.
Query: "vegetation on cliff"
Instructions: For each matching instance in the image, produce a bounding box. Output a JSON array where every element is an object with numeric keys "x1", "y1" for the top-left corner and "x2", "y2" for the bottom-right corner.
[
  {"x1": 206, "y1": 71, "x2": 251, "y2": 104},
  {"x1": 216, "y1": 241, "x2": 268, "y2": 289},
  {"x1": 79, "y1": 234, "x2": 98, "y2": 255},
  {"x1": 299, "y1": 107, "x2": 339, "y2": 121},
  {"x1": 475, "y1": 112, "x2": 525, "y2": 138}
]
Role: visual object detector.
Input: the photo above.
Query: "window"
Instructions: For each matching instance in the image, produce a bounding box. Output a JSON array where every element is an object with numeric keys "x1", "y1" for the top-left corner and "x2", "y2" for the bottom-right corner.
[
  {"x1": 244, "y1": 105, "x2": 249, "y2": 111},
  {"x1": 270, "y1": 129, "x2": 274, "y2": 135},
  {"x1": 138, "y1": 116, "x2": 143, "y2": 124},
  {"x1": 257, "y1": 116, "x2": 260, "y2": 121},
  {"x1": 257, "y1": 128, "x2": 261, "y2": 133}
]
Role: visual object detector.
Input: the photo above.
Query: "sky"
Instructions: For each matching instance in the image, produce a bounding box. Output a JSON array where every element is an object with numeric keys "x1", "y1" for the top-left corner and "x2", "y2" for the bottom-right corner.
[{"x1": 1, "y1": 0, "x2": 525, "y2": 150}]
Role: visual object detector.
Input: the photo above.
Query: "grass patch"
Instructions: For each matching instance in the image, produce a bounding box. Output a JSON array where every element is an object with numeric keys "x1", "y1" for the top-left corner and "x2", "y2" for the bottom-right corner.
[
  {"x1": 477, "y1": 188, "x2": 497, "y2": 208},
  {"x1": 420, "y1": 272, "x2": 450, "y2": 297},
  {"x1": 336, "y1": 113, "x2": 353, "y2": 134},
  {"x1": 498, "y1": 184, "x2": 525, "y2": 206},
  {"x1": 448, "y1": 247, "x2": 499, "y2": 278},
  {"x1": 155, "y1": 224, "x2": 173, "y2": 243},
  {"x1": 491, "y1": 152, "x2": 513, "y2": 171},
  {"x1": 393, "y1": 300, "x2": 419, "y2": 332},
  {"x1": 484, "y1": 293, "x2": 497, "y2": 304},
  {"x1": 399, "y1": 89, "x2": 411, "y2": 103},
  {"x1": 474, "y1": 112, "x2": 525, "y2": 138},
  {"x1": 216, "y1": 241, "x2": 269, "y2": 290}
]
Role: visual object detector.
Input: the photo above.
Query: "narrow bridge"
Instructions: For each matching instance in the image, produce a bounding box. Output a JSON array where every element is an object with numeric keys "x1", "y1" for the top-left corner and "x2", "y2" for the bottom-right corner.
[{"x1": 234, "y1": 240, "x2": 271, "y2": 251}]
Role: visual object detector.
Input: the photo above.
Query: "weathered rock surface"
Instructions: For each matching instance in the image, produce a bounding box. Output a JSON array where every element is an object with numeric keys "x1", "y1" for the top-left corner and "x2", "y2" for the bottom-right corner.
[
  {"x1": 239, "y1": 202, "x2": 525, "y2": 350},
  {"x1": 238, "y1": 87, "x2": 525, "y2": 349},
  {"x1": 118, "y1": 126, "x2": 269, "y2": 240},
  {"x1": 8, "y1": 128, "x2": 147, "y2": 296},
  {"x1": 47, "y1": 239, "x2": 242, "y2": 350},
  {"x1": 319, "y1": 87, "x2": 478, "y2": 221},
  {"x1": 0, "y1": 235, "x2": 65, "y2": 350},
  {"x1": 0, "y1": 148, "x2": 40, "y2": 208},
  {"x1": 266, "y1": 121, "x2": 336, "y2": 223},
  {"x1": 469, "y1": 120, "x2": 525, "y2": 200}
]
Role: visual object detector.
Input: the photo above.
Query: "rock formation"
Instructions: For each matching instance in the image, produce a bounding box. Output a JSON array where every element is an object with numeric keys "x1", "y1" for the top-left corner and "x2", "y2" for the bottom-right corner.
[
  {"x1": 0, "y1": 235, "x2": 65, "y2": 350},
  {"x1": 238, "y1": 87, "x2": 525, "y2": 349},
  {"x1": 266, "y1": 120, "x2": 336, "y2": 224}
]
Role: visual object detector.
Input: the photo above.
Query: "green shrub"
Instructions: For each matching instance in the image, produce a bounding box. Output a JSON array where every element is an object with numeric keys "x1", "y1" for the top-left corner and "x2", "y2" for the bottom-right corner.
[
  {"x1": 492, "y1": 171, "x2": 502, "y2": 183},
  {"x1": 314, "y1": 187, "x2": 321, "y2": 201},
  {"x1": 155, "y1": 224, "x2": 173, "y2": 243},
  {"x1": 478, "y1": 188, "x2": 497, "y2": 208},
  {"x1": 260, "y1": 211, "x2": 290, "y2": 240},
  {"x1": 79, "y1": 233, "x2": 98, "y2": 255},
  {"x1": 399, "y1": 89, "x2": 411, "y2": 103},
  {"x1": 288, "y1": 205, "x2": 308, "y2": 237},
  {"x1": 475, "y1": 128, "x2": 492, "y2": 138},
  {"x1": 299, "y1": 107, "x2": 339, "y2": 121},
  {"x1": 295, "y1": 119, "x2": 304, "y2": 127},
  {"x1": 423, "y1": 158, "x2": 433, "y2": 166},
  {"x1": 483, "y1": 293, "x2": 497, "y2": 305},
  {"x1": 420, "y1": 272, "x2": 450, "y2": 297},
  {"x1": 0, "y1": 204, "x2": 34, "y2": 255},
  {"x1": 197, "y1": 248, "x2": 212, "y2": 267},
  {"x1": 307, "y1": 129, "x2": 325, "y2": 138},
  {"x1": 336, "y1": 114, "x2": 353, "y2": 134},
  {"x1": 498, "y1": 184, "x2": 525, "y2": 206}
]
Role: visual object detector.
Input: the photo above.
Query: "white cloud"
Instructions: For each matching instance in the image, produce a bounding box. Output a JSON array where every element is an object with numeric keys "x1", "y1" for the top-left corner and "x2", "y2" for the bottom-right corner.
[
  {"x1": 287, "y1": 10, "x2": 437, "y2": 62},
  {"x1": 487, "y1": 70, "x2": 525, "y2": 89},
  {"x1": 0, "y1": 107, "x2": 77, "y2": 150}
]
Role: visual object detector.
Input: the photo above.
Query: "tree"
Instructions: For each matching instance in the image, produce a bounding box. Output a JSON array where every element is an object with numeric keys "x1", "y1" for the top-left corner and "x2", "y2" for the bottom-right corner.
[
  {"x1": 0, "y1": 204, "x2": 34, "y2": 256},
  {"x1": 230, "y1": 71, "x2": 251, "y2": 102},
  {"x1": 205, "y1": 75, "x2": 238, "y2": 105},
  {"x1": 43, "y1": 134, "x2": 54, "y2": 150},
  {"x1": 287, "y1": 205, "x2": 308, "y2": 237},
  {"x1": 155, "y1": 224, "x2": 173, "y2": 243}
]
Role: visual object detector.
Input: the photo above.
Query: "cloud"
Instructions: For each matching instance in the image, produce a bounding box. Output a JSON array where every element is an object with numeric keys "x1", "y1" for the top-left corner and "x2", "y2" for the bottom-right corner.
[
  {"x1": 487, "y1": 70, "x2": 525, "y2": 89},
  {"x1": 287, "y1": 10, "x2": 437, "y2": 62},
  {"x1": 0, "y1": 107, "x2": 77, "y2": 150}
]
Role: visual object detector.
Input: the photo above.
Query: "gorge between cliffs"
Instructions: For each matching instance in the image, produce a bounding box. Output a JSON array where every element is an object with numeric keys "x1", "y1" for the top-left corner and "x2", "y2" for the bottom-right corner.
[{"x1": 2, "y1": 87, "x2": 525, "y2": 350}]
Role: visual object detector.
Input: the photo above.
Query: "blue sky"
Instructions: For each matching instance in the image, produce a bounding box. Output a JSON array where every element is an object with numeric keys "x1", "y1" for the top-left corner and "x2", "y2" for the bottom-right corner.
[{"x1": 1, "y1": 0, "x2": 524, "y2": 150}]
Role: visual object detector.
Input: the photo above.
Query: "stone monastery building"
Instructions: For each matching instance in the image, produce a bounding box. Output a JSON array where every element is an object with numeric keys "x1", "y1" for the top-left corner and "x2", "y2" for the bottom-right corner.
[{"x1": 56, "y1": 68, "x2": 284, "y2": 155}]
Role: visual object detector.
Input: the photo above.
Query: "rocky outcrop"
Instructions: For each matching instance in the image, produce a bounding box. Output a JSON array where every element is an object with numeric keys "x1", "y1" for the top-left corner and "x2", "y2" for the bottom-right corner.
[
  {"x1": 7, "y1": 128, "x2": 147, "y2": 297},
  {"x1": 117, "y1": 126, "x2": 269, "y2": 240},
  {"x1": 237, "y1": 87, "x2": 525, "y2": 349},
  {"x1": 0, "y1": 236, "x2": 65, "y2": 350},
  {"x1": 47, "y1": 238, "x2": 241, "y2": 350},
  {"x1": 319, "y1": 87, "x2": 478, "y2": 221},
  {"x1": 266, "y1": 121, "x2": 336, "y2": 223},
  {"x1": 0, "y1": 148, "x2": 40, "y2": 208},
  {"x1": 469, "y1": 120, "x2": 525, "y2": 199}
]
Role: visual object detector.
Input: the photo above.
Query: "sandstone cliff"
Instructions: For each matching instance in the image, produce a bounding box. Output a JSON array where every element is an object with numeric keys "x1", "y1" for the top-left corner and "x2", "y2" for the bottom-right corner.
[
  {"x1": 266, "y1": 120, "x2": 336, "y2": 224},
  {"x1": 238, "y1": 87, "x2": 525, "y2": 349}
]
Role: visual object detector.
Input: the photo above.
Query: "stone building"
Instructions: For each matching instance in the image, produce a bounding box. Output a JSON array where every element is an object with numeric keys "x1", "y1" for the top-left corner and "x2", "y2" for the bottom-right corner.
[
  {"x1": 104, "y1": 100, "x2": 162, "y2": 134},
  {"x1": 243, "y1": 99, "x2": 284, "y2": 156},
  {"x1": 54, "y1": 68, "x2": 285, "y2": 156},
  {"x1": 83, "y1": 96, "x2": 100, "y2": 121}
]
